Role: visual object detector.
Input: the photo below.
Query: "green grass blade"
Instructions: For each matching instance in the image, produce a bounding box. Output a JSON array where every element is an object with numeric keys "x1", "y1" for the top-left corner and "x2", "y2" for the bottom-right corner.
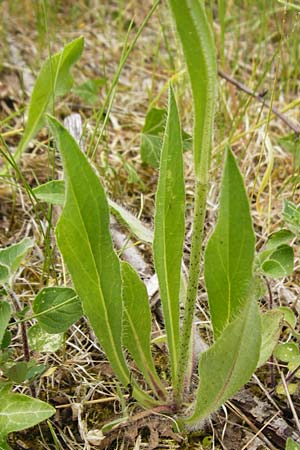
[
  {"x1": 47, "y1": 115, "x2": 156, "y2": 407},
  {"x1": 14, "y1": 37, "x2": 84, "y2": 163},
  {"x1": 185, "y1": 298, "x2": 261, "y2": 425},
  {"x1": 204, "y1": 148, "x2": 256, "y2": 338},
  {"x1": 153, "y1": 86, "x2": 185, "y2": 386},
  {"x1": 121, "y1": 262, "x2": 166, "y2": 400}
]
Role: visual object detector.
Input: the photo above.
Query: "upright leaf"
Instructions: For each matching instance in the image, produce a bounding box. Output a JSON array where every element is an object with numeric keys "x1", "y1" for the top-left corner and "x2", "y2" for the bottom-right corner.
[
  {"x1": 47, "y1": 116, "x2": 155, "y2": 407},
  {"x1": 168, "y1": 0, "x2": 217, "y2": 180},
  {"x1": 0, "y1": 238, "x2": 34, "y2": 285},
  {"x1": 153, "y1": 86, "x2": 185, "y2": 384},
  {"x1": 204, "y1": 149, "x2": 255, "y2": 338},
  {"x1": 0, "y1": 302, "x2": 11, "y2": 346},
  {"x1": 47, "y1": 115, "x2": 129, "y2": 385},
  {"x1": 121, "y1": 262, "x2": 166, "y2": 400},
  {"x1": 14, "y1": 37, "x2": 84, "y2": 163},
  {"x1": 185, "y1": 298, "x2": 261, "y2": 424},
  {"x1": 0, "y1": 382, "x2": 54, "y2": 445}
]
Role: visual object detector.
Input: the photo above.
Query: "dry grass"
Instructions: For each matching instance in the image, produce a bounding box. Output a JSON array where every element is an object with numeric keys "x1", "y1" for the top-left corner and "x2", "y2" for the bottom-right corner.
[{"x1": 0, "y1": 0, "x2": 300, "y2": 449}]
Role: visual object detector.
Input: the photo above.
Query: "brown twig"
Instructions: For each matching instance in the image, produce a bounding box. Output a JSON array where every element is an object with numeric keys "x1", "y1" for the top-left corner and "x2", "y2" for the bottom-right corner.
[{"x1": 218, "y1": 68, "x2": 300, "y2": 134}]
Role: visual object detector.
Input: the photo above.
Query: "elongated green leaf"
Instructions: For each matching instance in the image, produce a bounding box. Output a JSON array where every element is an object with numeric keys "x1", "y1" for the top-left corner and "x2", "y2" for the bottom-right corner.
[
  {"x1": 185, "y1": 299, "x2": 261, "y2": 425},
  {"x1": 0, "y1": 302, "x2": 11, "y2": 346},
  {"x1": 168, "y1": 0, "x2": 217, "y2": 180},
  {"x1": 0, "y1": 382, "x2": 54, "y2": 440},
  {"x1": 14, "y1": 37, "x2": 84, "y2": 163},
  {"x1": 121, "y1": 262, "x2": 166, "y2": 400},
  {"x1": 47, "y1": 115, "x2": 129, "y2": 385},
  {"x1": 33, "y1": 287, "x2": 82, "y2": 334},
  {"x1": 258, "y1": 310, "x2": 283, "y2": 367},
  {"x1": 33, "y1": 181, "x2": 154, "y2": 243},
  {"x1": 0, "y1": 238, "x2": 34, "y2": 285},
  {"x1": 204, "y1": 149, "x2": 255, "y2": 338},
  {"x1": 109, "y1": 199, "x2": 153, "y2": 243},
  {"x1": 153, "y1": 86, "x2": 185, "y2": 383},
  {"x1": 47, "y1": 116, "x2": 155, "y2": 407}
]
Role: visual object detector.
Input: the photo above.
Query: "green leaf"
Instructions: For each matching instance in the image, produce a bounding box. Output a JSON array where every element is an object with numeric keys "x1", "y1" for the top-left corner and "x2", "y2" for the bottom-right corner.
[
  {"x1": 121, "y1": 262, "x2": 166, "y2": 400},
  {"x1": 278, "y1": 306, "x2": 296, "y2": 328},
  {"x1": 33, "y1": 181, "x2": 153, "y2": 243},
  {"x1": 283, "y1": 200, "x2": 300, "y2": 234},
  {"x1": 261, "y1": 244, "x2": 294, "y2": 278},
  {"x1": 286, "y1": 437, "x2": 300, "y2": 450},
  {"x1": 153, "y1": 86, "x2": 185, "y2": 383},
  {"x1": 185, "y1": 299, "x2": 261, "y2": 425},
  {"x1": 168, "y1": 0, "x2": 217, "y2": 180},
  {"x1": 14, "y1": 37, "x2": 84, "y2": 163},
  {"x1": 0, "y1": 382, "x2": 54, "y2": 442},
  {"x1": 265, "y1": 229, "x2": 295, "y2": 250},
  {"x1": 0, "y1": 302, "x2": 11, "y2": 346},
  {"x1": 73, "y1": 78, "x2": 105, "y2": 105},
  {"x1": 109, "y1": 199, "x2": 153, "y2": 243},
  {"x1": 47, "y1": 115, "x2": 155, "y2": 407},
  {"x1": 274, "y1": 342, "x2": 299, "y2": 362},
  {"x1": 28, "y1": 324, "x2": 64, "y2": 353},
  {"x1": 0, "y1": 238, "x2": 34, "y2": 285},
  {"x1": 204, "y1": 148, "x2": 255, "y2": 338},
  {"x1": 33, "y1": 287, "x2": 82, "y2": 334},
  {"x1": 33, "y1": 180, "x2": 65, "y2": 206},
  {"x1": 4, "y1": 361, "x2": 46, "y2": 383},
  {"x1": 278, "y1": 133, "x2": 300, "y2": 169},
  {"x1": 140, "y1": 108, "x2": 166, "y2": 168},
  {"x1": 140, "y1": 107, "x2": 191, "y2": 168},
  {"x1": 258, "y1": 310, "x2": 283, "y2": 367}
]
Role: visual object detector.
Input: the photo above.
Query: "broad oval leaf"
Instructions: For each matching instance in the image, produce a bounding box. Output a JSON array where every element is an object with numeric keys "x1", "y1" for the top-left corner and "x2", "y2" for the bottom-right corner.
[
  {"x1": 274, "y1": 342, "x2": 299, "y2": 362},
  {"x1": 33, "y1": 286, "x2": 82, "y2": 334},
  {"x1": 28, "y1": 324, "x2": 64, "y2": 353},
  {"x1": 0, "y1": 302, "x2": 11, "y2": 346},
  {"x1": 204, "y1": 148, "x2": 255, "y2": 338},
  {"x1": 185, "y1": 299, "x2": 261, "y2": 425},
  {"x1": 286, "y1": 437, "x2": 300, "y2": 450},
  {"x1": 153, "y1": 86, "x2": 185, "y2": 384},
  {"x1": 121, "y1": 262, "x2": 166, "y2": 400},
  {"x1": 47, "y1": 115, "x2": 155, "y2": 407},
  {"x1": 14, "y1": 37, "x2": 84, "y2": 163},
  {"x1": 0, "y1": 238, "x2": 34, "y2": 285},
  {"x1": 0, "y1": 382, "x2": 54, "y2": 439},
  {"x1": 261, "y1": 244, "x2": 294, "y2": 278}
]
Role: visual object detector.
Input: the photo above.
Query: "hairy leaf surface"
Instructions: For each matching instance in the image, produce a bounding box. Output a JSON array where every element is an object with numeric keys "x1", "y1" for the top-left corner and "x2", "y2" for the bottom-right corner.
[
  {"x1": 47, "y1": 116, "x2": 155, "y2": 406},
  {"x1": 48, "y1": 115, "x2": 129, "y2": 386},
  {"x1": 204, "y1": 149, "x2": 255, "y2": 337},
  {"x1": 168, "y1": 0, "x2": 217, "y2": 180},
  {"x1": 185, "y1": 299, "x2": 261, "y2": 424},
  {"x1": 121, "y1": 262, "x2": 166, "y2": 399},
  {"x1": 153, "y1": 86, "x2": 185, "y2": 382},
  {"x1": 14, "y1": 37, "x2": 84, "y2": 162}
]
